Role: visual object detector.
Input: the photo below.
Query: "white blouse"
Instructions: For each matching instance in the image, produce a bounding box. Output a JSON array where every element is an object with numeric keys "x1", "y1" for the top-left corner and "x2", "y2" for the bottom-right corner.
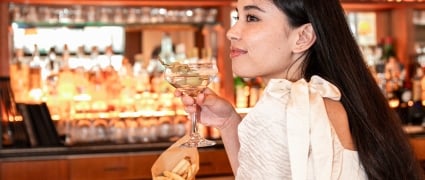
[{"x1": 236, "y1": 75, "x2": 367, "y2": 180}]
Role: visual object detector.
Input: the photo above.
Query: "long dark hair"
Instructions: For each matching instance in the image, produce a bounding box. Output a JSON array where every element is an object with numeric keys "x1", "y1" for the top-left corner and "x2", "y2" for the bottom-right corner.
[{"x1": 274, "y1": 0, "x2": 424, "y2": 179}]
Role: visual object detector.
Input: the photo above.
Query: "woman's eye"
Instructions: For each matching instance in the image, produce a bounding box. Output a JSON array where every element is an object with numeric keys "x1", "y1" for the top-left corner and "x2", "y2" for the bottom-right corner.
[
  {"x1": 232, "y1": 16, "x2": 239, "y2": 21},
  {"x1": 246, "y1": 14, "x2": 259, "y2": 22}
]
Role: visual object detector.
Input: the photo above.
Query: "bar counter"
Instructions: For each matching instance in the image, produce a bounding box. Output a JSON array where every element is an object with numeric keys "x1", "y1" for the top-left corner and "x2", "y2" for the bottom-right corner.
[
  {"x1": 0, "y1": 127, "x2": 424, "y2": 180},
  {"x1": 0, "y1": 140, "x2": 233, "y2": 180},
  {"x1": 404, "y1": 125, "x2": 425, "y2": 166},
  {"x1": 0, "y1": 140, "x2": 227, "y2": 160}
]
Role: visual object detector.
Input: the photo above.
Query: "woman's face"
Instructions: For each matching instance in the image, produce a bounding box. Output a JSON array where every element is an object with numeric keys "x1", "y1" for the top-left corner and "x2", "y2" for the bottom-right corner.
[{"x1": 227, "y1": 0, "x2": 304, "y2": 81}]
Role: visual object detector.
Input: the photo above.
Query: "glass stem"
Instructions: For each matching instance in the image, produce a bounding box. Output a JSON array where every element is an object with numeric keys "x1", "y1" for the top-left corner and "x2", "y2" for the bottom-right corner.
[{"x1": 190, "y1": 103, "x2": 199, "y2": 136}]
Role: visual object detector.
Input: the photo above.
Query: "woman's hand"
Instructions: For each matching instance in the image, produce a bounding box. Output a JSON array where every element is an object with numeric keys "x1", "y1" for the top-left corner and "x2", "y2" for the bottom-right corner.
[
  {"x1": 175, "y1": 88, "x2": 240, "y2": 131},
  {"x1": 176, "y1": 88, "x2": 241, "y2": 174}
]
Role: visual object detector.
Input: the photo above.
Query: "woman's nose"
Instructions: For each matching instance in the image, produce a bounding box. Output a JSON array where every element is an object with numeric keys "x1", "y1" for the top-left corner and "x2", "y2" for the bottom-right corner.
[{"x1": 226, "y1": 25, "x2": 240, "y2": 41}]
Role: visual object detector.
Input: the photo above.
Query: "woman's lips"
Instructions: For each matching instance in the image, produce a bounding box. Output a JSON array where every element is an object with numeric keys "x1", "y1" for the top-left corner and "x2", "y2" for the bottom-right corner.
[{"x1": 230, "y1": 47, "x2": 247, "y2": 59}]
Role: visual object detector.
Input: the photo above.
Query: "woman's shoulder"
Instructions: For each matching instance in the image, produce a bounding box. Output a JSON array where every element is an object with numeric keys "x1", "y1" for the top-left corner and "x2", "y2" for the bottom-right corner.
[{"x1": 324, "y1": 98, "x2": 356, "y2": 150}]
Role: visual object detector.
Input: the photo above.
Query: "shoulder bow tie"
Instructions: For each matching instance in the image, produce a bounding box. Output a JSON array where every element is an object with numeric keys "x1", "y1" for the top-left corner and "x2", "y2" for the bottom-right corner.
[{"x1": 266, "y1": 75, "x2": 341, "y2": 180}]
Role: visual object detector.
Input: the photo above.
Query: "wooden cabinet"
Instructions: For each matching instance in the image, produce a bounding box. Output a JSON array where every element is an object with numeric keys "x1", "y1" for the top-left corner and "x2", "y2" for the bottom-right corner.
[
  {"x1": 0, "y1": 149, "x2": 233, "y2": 180},
  {"x1": 68, "y1": 153, "x2": 159, "y2": 180},
  {"x1": 129, "y1": 153, "x2": 162, "y2": 179},
  {"x1": 3, "y1": 140, "x2": 425, "y2": 179},
  {"x1": 198, "y1": 149, "x2": 233, "y2": 177},
  {"x1": 67, "y1": 149, "x2": 232, "y2": 180},
  {"x1": 0, "y1": 2, "x2": 10, "y2": 77},
  {"x1": 410, "y1": 137, "x2": 425, "y2": 162},
  {"x1": 0, "y1": 159, "x2": 69, "y2": 180},
  {"x1": 69, "y1": 155, "x2": 134, "y2": 180}
]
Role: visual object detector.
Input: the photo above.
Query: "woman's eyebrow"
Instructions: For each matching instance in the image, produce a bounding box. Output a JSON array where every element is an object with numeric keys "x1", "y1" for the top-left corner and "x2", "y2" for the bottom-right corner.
[{"x1": 243, "y1": 5, "x2": 266, "y2": 12}]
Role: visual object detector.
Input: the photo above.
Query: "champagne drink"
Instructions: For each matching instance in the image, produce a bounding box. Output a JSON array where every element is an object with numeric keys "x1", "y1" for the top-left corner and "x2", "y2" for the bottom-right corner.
[{"x1": 162, "y1": 61, "x2": 217, "y2": 147}]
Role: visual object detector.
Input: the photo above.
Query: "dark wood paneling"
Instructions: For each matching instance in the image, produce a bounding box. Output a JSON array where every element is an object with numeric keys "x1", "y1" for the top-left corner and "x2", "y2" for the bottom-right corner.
[
  {"x1": 0, "y1": 2, "x2": 10, "y2": 77},
  {"x1": 124, "y1": 31, "x2": 142, "y2": 65},
  {"x1": 1, "y1": 159, "x2": 69, "y2": 180}
]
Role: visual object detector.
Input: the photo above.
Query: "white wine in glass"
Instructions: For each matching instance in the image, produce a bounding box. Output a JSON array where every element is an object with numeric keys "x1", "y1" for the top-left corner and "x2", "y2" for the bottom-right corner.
[{"x1": 163, "y1": 61, "x2": 217, "y2": 147}]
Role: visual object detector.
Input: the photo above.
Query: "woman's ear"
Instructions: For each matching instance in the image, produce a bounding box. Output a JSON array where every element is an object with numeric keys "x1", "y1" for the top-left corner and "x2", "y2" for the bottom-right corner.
[{"x1": 293, "y1": 23, "x2": 316, "y2": 53}]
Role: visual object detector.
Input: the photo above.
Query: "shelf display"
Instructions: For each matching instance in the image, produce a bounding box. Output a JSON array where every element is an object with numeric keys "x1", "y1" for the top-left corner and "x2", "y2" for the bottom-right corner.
[
  {"x1": 5, "y1": 2, "x2": 229, "y2": 148},
  {"x1": 413, "y1": 9, "x2": 425, "y2": 67},
  {"x1": 9, "y1": 3, "x2": 218, "y2": 26}
]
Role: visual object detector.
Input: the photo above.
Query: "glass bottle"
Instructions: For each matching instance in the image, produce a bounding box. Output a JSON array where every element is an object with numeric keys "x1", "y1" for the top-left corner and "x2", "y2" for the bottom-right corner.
[
  {"x1": 234, "y1": 76, "x2": 248, "y2": 108},
  {"x1": 9, "y1": 48, "x2": 30, "y2": 102},
  {"x1": 248, "y1": 77, "x2": 263, "y2": 107},
  {"x1": 159, "y1": 33, "x2": 175, "y2": 64},
  {"x1": 29, "y1": 44, "x2": 42, "y2": 91}
]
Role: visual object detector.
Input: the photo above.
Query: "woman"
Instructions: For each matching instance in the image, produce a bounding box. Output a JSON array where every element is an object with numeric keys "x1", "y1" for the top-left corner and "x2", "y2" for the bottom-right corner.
[{"x1": 176, "y1": 0, "x2": 424, "y2": 179}]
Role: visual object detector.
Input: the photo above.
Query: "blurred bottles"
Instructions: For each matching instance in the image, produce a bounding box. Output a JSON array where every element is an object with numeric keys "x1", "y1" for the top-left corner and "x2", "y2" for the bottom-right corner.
[
  {"x1": 159, "y1": 33, "x2": 175, "y2": 64},
  {"x1": 234, "y1": 76, "x2": 248, "y2": 108},
  {"x1": 408, "y1": 101, "x2": 424, "y2": 126},
  {"x1": 381, "y1": 37, "x2": 395, "y2": 62},
  {"x1": 7, "y1": 3, "x2": 225, "y2": 146},
  {"x1": 10, "y1": 4, "x2": 218, "y2": 25},
  {"x1": 28, "y1": 44, "x2": 42, "y2": 97},
  {"x1": 209, "y1": 127, "x2": 221, "y2": 140},
  {"x1": 62, "y1": 44, "x2": 70, "y2": 68},
  {"x1": 9, "y1": 48, "x2": 30, "y2": 102},
  {"x1": 202, "y1": 47, "x2": 221, "y2": 95},
  {"x1": 407, "y1": 64, "x2": 425, "y2": 125},
  {"x1": 234, "y1": 76, "x2": 264, "y2": 108},
  {"x1": 362, "y1": 36, "x2": 425, "y2": 125},
  {"x1": 248, "y1": 77, "x2": 264, "y2": 107}
]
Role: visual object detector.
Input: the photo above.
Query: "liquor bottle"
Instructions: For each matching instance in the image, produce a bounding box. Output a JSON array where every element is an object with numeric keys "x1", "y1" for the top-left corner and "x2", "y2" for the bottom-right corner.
[
  {"x1": 29, "y1": 44, "x2": 42, "y2": 91},
  {"x1": 409, "y1": 65, "x2": 425, "y2": 125},
  {"x1": 174, "y1": 43, "x2": 186, "y2": 62},
  {"x1": 90, "y1": 46, "x2": 100, "y2": 68},
  {"x1": 385, "y1": 67, "x2": 403, "y2": 110},
  {"x1": 210, "y1": 71, "x2": 221, "y2": 95},
  {"x1": 187, "y1": 47, "x2": 199, "y2": 62},
  {"x1": 380, "y1": 37, "x2": 395, "y2": 62},
  {"x1": 203, "y1": 47, "x2": 221, "y2": 95},
  {"x1": 47, "y1": 47, "x2": 58, "y2": 74},
  {"x1": 9, "y1": 48, "x2": 30, "y2": 102},
  {"x1": 61, "y1": 44, "x2": 70, "y2": 69},
  {"x1": 248, "y1": 77, "x2": 263, "y2": 107},
  {"x1": 159, "y1": 33, "x2": 175, "y2": 64},
  {"x1": 209, "y1": 127, "x2": 221, "y2": 140},
  {"x1": 408, "y1": 99, "x2": 424, "y2": 125},
  {"x1": 398, "y1": 78, "x2": 413, "y2": 124},
  {"x1": 234, "y1": 76, "x2": 248, "y2": 108}
]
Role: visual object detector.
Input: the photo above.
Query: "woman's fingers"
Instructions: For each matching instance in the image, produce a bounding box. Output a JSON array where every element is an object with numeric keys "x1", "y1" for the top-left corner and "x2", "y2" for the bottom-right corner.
[
  {"x1": 184, "y1": 105, "x2": 197, "y2": 113},
  {"x1": 196, "y1": 88, "x2": 215, "y2": 105},
  {"x1": 202, "y1": 88, "x2": 217, "y2": 96},
  {"x1": 174, "y1": 89, "x2": 194, "y2": 105},
  {"x1": 175, "y1": 87, "x2": 224, "y2": 115}
]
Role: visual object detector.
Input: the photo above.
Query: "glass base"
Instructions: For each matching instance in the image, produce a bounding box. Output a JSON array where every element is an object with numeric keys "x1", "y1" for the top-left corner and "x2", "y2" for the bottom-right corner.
[{"x1": 180, "y1": 133, "x2": 216, "y2": 148}]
